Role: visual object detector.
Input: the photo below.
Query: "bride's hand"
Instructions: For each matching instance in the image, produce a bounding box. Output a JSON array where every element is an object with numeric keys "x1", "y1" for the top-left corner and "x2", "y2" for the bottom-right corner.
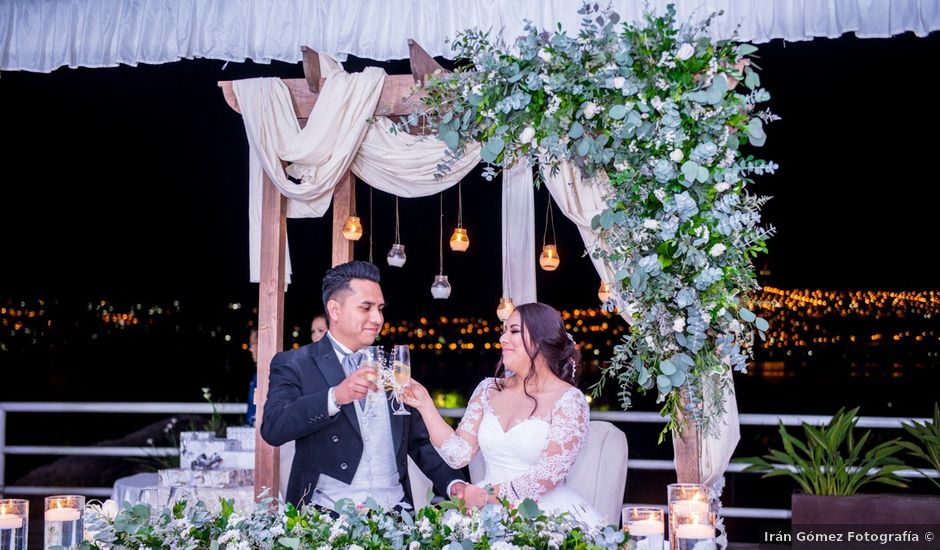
[
  {"x1": 401, "y1": 379, "x2": 433, "y2": 413},
  {"x1": 461, "y1": 484, "x2": 489, "y2": 510}
]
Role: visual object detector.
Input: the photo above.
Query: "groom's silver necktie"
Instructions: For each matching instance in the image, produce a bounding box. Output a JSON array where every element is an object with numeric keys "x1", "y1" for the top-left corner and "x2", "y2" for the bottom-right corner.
[{"x1": 341, "y1": 350, "x2": 363, "y2": 377}]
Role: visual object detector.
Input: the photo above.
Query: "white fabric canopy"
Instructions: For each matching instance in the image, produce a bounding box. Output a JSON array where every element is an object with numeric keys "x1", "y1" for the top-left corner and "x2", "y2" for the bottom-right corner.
[{"x1": 3, "y1": 0, "x2": 938, "y2": 73}]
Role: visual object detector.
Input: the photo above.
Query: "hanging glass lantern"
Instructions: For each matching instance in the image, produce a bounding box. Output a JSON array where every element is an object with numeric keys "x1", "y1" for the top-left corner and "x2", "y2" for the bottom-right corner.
[
  {"x1": 496, "y1": 297, "x2": 515, "y2": 321},
  {"x1": 539, "y1": 195, "x2": 559, "y2": 271},
  {"x1": 387, "y1": 197, "x2": 406, "y2": 267},
  {"x1": 539, "y1": 244, "x2": 560, "y2": 271},
  {"x1": 431, "y1": 275, "x2": 452, "y2": 299},
  {"x1": 450, "y1": 227, "x2": 470, "y2": 252},
  {"x1": 598, "y1": 281, "x2": 612, "y2": 303},
  {"x1": 431, "y1": 195, "x2": 452, "y2": 299},
  {"x1": 449, "y1": 181, "x2": 470, "y2": 252},
  {"x1": 342, "y1": 216, "x2": 363, "y2": 241},
  {"x1": 387, "y1": 243, "x2": 407, "y2": 267}
]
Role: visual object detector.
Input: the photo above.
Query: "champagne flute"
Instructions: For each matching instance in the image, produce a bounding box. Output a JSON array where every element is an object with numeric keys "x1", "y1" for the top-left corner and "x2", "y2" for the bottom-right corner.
[
  {"x1": 359, "y1": 346, "x2": 385, "y2": 417},
  {"x1": 391, "y1": 344, "x2": 411, "y2": 415}
]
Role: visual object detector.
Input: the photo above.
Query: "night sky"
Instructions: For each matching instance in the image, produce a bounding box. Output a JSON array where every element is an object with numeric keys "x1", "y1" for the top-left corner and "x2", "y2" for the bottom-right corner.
[{"x1": 1, "y1": 32, "x2": 938, "y2": 321}]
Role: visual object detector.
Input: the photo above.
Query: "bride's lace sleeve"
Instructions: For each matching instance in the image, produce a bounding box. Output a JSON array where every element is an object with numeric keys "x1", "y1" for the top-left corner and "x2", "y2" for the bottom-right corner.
[
  {"x1": 498, "y1": 389, "x2": 590, "y2": 501},
  {"x1": 434, "y1": 378, "x2": 491, "y2": 469}
]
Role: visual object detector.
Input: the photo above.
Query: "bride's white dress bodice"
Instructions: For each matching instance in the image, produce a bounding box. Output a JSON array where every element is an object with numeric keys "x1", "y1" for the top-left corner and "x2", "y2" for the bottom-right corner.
[{"x1": 435, "y1": 378, "x2": 602, "y2": 526}]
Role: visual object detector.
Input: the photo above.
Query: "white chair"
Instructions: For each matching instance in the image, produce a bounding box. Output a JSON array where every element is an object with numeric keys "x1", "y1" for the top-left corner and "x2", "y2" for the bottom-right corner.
[{"x1": 469, "y1": 420, "x2": 629, "y2": 527}]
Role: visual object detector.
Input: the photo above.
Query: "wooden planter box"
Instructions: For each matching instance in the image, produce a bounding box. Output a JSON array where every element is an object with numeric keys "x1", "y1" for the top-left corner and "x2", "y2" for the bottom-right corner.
[{"x1": 792, "y1": 493, "x2": 940, "y2": 524}]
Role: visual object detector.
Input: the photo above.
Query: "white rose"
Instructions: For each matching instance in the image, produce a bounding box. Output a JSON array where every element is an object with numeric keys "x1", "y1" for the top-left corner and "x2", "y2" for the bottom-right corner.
[
  {"x1": 709, "y1": 243, "x2": 727, "y2": 257},
  {"x1": 643, "y1": 219, "x2": 660, "y2": 230},
  {"x1": 348, "y1": 545, "x2": 365, "y2": 550},
  {"x1": 673, "y1": 317, "x2": 686, "y2": 332},
  {"x1": 518, "y1": 126, "x2": 535, "y2": 144},
  {"x1": 538, "y1": 48, "x2": 552, "y2": 63},
  {"x1": 583, "y1": 102, "x2": 598, "y2": 119},
  {"x1": 101, "y1": 499, "x2": 120, "y2": 520},
  {"x1": 676, "y1": 43, "x2": 695, "y2": 61},
  {"x1": 650, "y1": 96, "x2": 663, "y2": 111},
  {"x1": 613, "y1": 76, "x2": 626, "y2": 89},
  {"x1": 669, "y1": 149, "x2": 684, "y2": 162},
  {"x1": 409, "y1": 543, "x2": 422, "y2": 550},
  {"x1": 715, "y1": 182, "x2": 731, "y2": 192}
]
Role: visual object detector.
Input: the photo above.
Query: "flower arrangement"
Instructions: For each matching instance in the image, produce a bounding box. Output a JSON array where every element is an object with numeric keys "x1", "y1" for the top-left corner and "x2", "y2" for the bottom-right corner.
[
  {"x1": 79, "y1": 495, "x2": 627, "y2": 550},
  {"x1": 421, "y1": 3, "x2": 777, "y2": 438}
]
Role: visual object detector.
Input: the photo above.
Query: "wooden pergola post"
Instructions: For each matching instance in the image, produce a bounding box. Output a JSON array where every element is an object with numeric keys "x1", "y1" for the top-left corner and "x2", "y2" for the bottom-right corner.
[
  {"x1": 253, "y1": 170, "x2": 287, "y2": 496},
  {"x1": 331, "y1": 172, "x2": 355, "y2": 266}
]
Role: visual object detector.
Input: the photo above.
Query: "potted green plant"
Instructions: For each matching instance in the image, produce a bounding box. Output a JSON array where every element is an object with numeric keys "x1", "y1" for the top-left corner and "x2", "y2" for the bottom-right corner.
[
  {"x1": 737, "y1": 407, "x2": 940, "y2": 524},
  {"x1": 899, "y1": 403, "x2": 940, "y2": 492}
]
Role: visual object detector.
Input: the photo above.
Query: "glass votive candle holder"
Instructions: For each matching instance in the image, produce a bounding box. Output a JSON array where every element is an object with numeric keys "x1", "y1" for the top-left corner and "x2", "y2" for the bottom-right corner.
[
  {"x1": 44, "y1": 495, "x2": 84, "y2": 549},
  {"x1": 667, "y1": 483, "x2": 709, "y2": 550},
  {"x1": 673, "y1": 511, "x2": 716, "y2": 550},
  {"x1": 0, "y1": 499, "x2": 28, "y2": 550},
  {"x1": 622, "y1": 506, "x2": 664, "y2": 550}
]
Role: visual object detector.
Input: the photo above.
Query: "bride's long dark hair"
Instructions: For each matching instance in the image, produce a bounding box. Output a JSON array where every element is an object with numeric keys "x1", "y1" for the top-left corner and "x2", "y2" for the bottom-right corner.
[{"x1": 492, "y1": 302, "x2": 581, "y2": 414}]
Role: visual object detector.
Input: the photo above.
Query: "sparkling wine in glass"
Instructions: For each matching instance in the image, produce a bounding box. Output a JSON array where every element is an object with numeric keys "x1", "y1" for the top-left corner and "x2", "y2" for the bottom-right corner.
[
  {"x1": 359, "y1": 346, "x2": 385, "y2": 417},
  {"x1": 391, "y1": 345, "x2": 411, "y2": 415}
]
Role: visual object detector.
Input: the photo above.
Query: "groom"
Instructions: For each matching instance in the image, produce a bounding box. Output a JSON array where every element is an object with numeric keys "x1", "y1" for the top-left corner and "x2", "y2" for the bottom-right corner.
[{"x1": 260, "y1": 261, "x2": 467, "y2": 509}]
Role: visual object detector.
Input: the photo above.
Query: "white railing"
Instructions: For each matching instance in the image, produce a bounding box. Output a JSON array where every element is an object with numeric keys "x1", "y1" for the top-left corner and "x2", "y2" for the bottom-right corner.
[
  {"x1": 0, "y1": 402, "x2": 247, "y2": 496},
  {"x1": 1, "y1": 402, "x2": 935, "y2": 519}
]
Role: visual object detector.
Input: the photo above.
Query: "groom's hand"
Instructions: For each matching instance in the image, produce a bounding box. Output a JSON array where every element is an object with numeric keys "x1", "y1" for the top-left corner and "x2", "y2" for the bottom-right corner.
[
  {"x1": 449, "y1": 481, "x2": 468, "y2": 500},
  {"x1": 334, "y1": 367, "x2": 379, "y2": 406}
]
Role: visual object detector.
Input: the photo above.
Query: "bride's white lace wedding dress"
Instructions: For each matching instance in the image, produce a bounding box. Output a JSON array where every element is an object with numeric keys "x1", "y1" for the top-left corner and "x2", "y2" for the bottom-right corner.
[{"x1": 434, "y1": 377, "x2": 603, "y2": 527}]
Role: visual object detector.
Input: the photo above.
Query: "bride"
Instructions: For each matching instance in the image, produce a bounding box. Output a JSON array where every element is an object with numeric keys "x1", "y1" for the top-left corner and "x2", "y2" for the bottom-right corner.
[{"x1": 404, "y1": 302, "x2": 603, "y2": 526}]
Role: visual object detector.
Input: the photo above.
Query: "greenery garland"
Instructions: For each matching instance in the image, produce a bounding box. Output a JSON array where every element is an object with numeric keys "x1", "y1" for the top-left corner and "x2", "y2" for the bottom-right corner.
[
  {"x1": 79, "y1": 496, "x2": 627, "y2": 550},
  {"x1": 421, "y1": 3, "x2": 777, "y2": 438}
]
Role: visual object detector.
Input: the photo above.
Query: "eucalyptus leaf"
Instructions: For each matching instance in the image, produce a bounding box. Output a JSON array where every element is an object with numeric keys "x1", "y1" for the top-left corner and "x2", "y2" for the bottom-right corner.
[
  {"x1": 578, "y1": 137, "x2": 592, "y2": 156},
  {"x1": 609, "y1": 104, "x2": 627, "y2": 120},
  {"x1": 659, "y1": 358, "x2": 677, "y2": 375},
  {"x1": 518, "y1": 498, "x2": 541, "y2": 518},
  {"x1": 669, "y1": 370, "x2": 687, "y2": 387},
  {"x1": 755, "y1": 317, "x2": 770, "y2": 331},
  {"x1": 656, "y1": 375, "x2": 672, "y2": 393},
  {"x1": 486, "y1": 136, "x2": 505, "y2": 154},
  {"x1": 569, "y1": 122, "x2": 585, "y2": 139},
  {"x1": 442, "y1": 131, "x2": 460, "y2": 151},
  {"x1": 739, "y1": 308, "x2": 757, "y2": 322}
]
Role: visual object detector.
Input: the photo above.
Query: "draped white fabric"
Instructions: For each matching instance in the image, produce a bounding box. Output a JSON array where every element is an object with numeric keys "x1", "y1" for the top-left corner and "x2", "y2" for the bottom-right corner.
[
  {"x1": 3, "y1": 0, "x2": 938, "y2": 73},
  {"x1": 540, "y1": 162, "x2": 616, "y2": 287},
  {"x1": 232, "y1": 72, "x2": 483, "y2": 282},
  {"x1": 501, "y1": 163, "x2": 537, "y2": 306}
]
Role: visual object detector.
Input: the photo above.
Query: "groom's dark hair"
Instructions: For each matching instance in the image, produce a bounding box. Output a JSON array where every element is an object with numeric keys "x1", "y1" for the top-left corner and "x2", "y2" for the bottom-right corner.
[{"x1": 321, "y1": 261, "x2": 381, "y2": 309}]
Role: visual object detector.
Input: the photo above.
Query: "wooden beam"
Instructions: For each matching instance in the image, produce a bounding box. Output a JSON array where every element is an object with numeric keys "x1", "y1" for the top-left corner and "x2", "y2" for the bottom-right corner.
[
  {"x1": 219, "y1": 75, "x2": 426, "y2": 118},
  {"x1": 332, "y1": 172, "x2": 356, "y2": 266},
  {"x1": 300, "y1": 46, "x2": 322, "y2": 93},
  {"x1": 254, "y1": 170, "x2": 287, "y2": 499},
  {"x1": 408, "y1": 39, "x2": 447, "y2": 86}
]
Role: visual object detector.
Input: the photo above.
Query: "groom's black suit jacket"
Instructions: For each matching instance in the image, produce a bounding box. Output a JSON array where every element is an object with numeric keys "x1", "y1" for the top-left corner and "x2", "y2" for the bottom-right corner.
[{"x1": 260, "y1": 337, "x2": 465, "y2": 506}]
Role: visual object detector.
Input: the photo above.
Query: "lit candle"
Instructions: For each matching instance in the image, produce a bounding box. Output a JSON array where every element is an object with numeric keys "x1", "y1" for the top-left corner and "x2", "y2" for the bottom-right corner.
[
  {"x1": 675, "y1": 523, "x2": 715, "y2": 539},
  {"x1": 670, "y1": 498, "x2": 709, "y2": 517},
  {"x1": 44, "y1": 507, "x2": 80, "y2": 522},
  {"x1": 628, "y1": 518, "x2": 664, "y2": 537},
  {"x1": 0, "y1": 513, "x2": 24, "y2": 529}
]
